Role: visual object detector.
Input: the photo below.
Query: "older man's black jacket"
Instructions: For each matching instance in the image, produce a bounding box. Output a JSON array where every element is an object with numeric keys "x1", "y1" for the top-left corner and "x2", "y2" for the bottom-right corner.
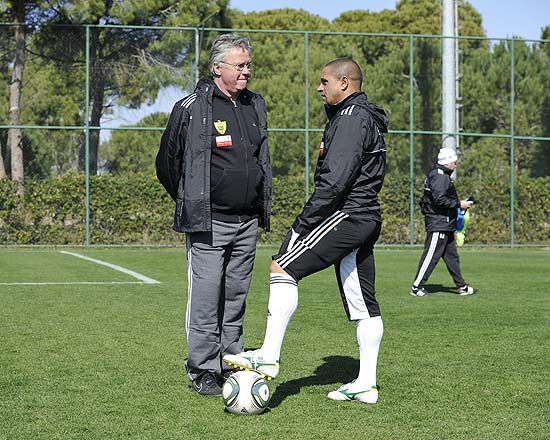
[{"x1": 156, "y1": 78, "x2": 272, "y2": 233}]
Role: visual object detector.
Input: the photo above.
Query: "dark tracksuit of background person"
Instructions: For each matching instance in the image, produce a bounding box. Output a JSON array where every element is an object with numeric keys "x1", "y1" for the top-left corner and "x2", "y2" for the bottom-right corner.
[{"x1": 410, "y1": 148, "x2": 477, "y2": 297}]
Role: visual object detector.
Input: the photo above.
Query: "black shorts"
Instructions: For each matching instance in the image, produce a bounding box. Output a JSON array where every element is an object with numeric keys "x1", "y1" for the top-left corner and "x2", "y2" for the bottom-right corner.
[{"x1": 274, "y1": 211, "x2": 382, "y2": 319}]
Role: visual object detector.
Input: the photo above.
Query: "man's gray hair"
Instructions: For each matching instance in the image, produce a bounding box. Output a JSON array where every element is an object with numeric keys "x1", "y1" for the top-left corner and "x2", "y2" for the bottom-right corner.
[{"x1": 209, "y1": 33, "x2": 252, "y2": 74}]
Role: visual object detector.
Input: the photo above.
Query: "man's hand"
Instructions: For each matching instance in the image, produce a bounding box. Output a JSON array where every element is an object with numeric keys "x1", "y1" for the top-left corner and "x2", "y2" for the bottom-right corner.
[{"x1": 460, "y1": 200, "x2": 474, "y2": 210}]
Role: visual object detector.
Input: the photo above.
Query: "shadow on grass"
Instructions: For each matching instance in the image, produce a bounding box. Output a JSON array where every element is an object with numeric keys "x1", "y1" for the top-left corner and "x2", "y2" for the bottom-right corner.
[
  {"x1": 268, "y1": 355, "x2": 359, "y2": 408},
  {"x1": 423, "y1": 283, "x2": 457, "y2": 294}
]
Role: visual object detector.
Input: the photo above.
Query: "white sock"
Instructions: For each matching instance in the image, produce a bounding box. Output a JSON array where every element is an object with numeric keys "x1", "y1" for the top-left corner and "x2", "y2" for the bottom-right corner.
[
  {"x1": 354, "y1": 316, "x2": 384, "y2": 388},
  {"x1": 259, "y1": 273, "x2": 298, "y2": 361}
]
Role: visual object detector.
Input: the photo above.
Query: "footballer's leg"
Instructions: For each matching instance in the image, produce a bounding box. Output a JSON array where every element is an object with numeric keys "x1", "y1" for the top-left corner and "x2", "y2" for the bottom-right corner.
[
  {"x1": 222, "y1": 260, "x2": 295, "y2": 380},
  {"x1": 224, "y1": 212, "x2": 356, "y2": 379},
  {"x1": 328, "y1": 221, "x2": 383, "y2": 404}
]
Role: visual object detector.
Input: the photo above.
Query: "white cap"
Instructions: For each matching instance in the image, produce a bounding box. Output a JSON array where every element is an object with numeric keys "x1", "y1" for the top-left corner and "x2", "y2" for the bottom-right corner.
[{"x1": 437, "y1": 148, "x2": 458, "y2": 165}]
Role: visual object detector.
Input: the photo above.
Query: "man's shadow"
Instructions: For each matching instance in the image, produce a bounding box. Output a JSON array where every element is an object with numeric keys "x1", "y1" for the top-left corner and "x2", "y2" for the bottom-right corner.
[
  {"x1": 424, "y1": 283, "x2": 457, "y2": 294},
  {"x1": 268, "y1": 355, "x2": 358, "y2": 408}
]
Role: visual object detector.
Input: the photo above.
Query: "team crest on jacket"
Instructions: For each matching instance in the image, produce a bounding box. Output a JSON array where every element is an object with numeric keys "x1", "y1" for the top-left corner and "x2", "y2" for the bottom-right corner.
[
  {"x1": 214, "y1": 120, "x2": 227, "y2": 135},
  {"x1": 319, "y1": 141, "x2": 325, "y2": 155}
]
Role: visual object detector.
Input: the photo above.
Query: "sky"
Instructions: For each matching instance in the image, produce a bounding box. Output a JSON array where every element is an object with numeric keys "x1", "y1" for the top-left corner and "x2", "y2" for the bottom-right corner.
[{"x1": 229, "y1": 0, "x2": 550, "y2": 41}]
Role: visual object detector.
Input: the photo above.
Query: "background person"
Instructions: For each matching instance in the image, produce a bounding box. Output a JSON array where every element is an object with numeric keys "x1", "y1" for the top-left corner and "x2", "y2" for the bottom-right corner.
[
  {"x1": 224, "y1": 58, "x2": 389, "y2": 404},
  {"x1": 409, "y1": 147, "x2": 477, "y2": 297},
  {"x1": 156, "y1": 33, "x2": 272, "y2": 396}
]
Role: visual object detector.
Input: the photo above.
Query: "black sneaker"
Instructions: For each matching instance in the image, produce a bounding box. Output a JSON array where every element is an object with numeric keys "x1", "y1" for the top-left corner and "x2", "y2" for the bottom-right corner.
[
  {"x1": 192, "y1": 371, "x2": 223, "y2": 397},
  {"x1": 221, "y1": 368, "x2": 238, "y2": 380},
  {"x1": 214, "y1": 369, "x2": 238, "y2": 387},
  {"x1": 409, "y1": 286, "x2": 430, "y2": 297}
]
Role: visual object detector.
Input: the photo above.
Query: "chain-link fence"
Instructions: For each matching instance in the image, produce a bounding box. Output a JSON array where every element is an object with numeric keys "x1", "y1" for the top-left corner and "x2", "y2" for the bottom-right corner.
[{"x1": 1, "y1": 24, "x2": 549, "y2": 245}]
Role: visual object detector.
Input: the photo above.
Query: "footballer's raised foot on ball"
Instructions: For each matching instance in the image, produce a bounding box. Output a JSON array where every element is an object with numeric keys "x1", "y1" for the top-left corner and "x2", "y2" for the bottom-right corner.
[{"x1": 223, "y1": 350, "x2": 280, "y2": 380}]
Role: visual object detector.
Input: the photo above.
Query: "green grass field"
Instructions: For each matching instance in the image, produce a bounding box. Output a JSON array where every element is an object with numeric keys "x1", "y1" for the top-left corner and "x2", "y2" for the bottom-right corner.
[{"x1": 1, "y1": 247, "x2": 548, "y2": 439}]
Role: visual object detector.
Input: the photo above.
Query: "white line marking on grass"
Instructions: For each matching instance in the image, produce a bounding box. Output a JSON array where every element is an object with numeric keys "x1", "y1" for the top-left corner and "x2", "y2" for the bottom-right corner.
[
  {"x1": 0, "y1": 282, "x2": 152, "y2": 285},
  {"x1": 59, "y1": 251, "x2": 161, "y2": 284}
]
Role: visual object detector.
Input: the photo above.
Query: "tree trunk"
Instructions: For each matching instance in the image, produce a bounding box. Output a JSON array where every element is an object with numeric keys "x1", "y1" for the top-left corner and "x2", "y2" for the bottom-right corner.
[
  {"x1": 89, "y1": 80, "x2": 105, "y2": 175},
  {"x1": 9, "y1": 0, "x2": 26, "y2": 195},
  {"x1": 78, "y1": 76, "x2": 105, "y2": 176}
]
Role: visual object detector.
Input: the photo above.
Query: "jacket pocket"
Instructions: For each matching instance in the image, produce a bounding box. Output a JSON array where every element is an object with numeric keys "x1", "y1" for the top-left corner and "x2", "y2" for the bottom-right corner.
[{"x1": 210, "y1": 168, "x2": 248, "y2": 210}]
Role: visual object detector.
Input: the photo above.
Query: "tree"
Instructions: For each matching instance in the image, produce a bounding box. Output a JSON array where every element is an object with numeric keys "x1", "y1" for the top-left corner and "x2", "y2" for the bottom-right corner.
[
  {"x1": 103, "y1": 112, "x2": 168, "y2": 175},
  {"x1": 6, "y1": 0, "x2": 25, "y2": 194},
  {"x1": 29, "y1": 0, "x2": 228, "y2": 175},
  {"x1": 460, "y1": 38, "x2": 550, "y2": 179},
  {"x1": 18, "y1": 44, "x2": 84, "y2": 178},
  {"x1": 0, "y1": 15, "x2": 10, "y2": 179},
  {"x1": 334, "y1": 0, "x2": 486, "y2": 173},
  {"x1": 0, "y1": 0, "x2": 61, "y2": 189},
  {"x1": 227, "y1": 8, "x2": 334, "y2": 177},
  {"x1": 3, "y1": 0, "x2": 549, "y2": 184}
]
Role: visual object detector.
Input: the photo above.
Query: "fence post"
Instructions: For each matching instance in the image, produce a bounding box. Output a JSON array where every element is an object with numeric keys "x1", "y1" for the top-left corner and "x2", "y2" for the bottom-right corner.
[
  {"x1": 304, "y1": 31, "x2": 310, "y2": 201},
  {"x1": 194, "y1": 28, "x2": 199, "y2": 85},
  {"x1": 409, "y1": 35, "x2": 415, "y2": 245},
  {"x1": 85, "y1": 25, "x2": 91, "y2": 246},
  {"x1": 510, "y1": 38, "x2": 515, "y2": 247}
]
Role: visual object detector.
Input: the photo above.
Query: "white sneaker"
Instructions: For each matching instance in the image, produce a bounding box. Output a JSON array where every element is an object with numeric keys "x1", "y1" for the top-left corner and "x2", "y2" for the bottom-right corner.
[
  {"x1": 410, "y1": 286, "x2": 430, "y2": 297},
  {"x1": 327, "y1": 381, "x2": 379, "y2": 404},
  {"x1": 457, "y1": 285, "x2": 478, "y2": 296},
  {"x1": 223, "y1": 350, "x2": 279, "y2": 380}
]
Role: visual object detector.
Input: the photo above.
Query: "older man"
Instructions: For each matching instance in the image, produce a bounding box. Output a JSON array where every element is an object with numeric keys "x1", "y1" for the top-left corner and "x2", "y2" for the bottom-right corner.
[{"x1": 156, "y1": 33, "x2": 272, "y2": 396}]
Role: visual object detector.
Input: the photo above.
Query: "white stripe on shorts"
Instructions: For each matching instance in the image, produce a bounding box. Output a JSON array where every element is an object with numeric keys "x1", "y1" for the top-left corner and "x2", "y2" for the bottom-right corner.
[
  {"x1": 339, "y1": 250, "x2": 371, "y2": 320},
  {"x1": 277, "y1": 211, "x2": 349, "y2": 268}
]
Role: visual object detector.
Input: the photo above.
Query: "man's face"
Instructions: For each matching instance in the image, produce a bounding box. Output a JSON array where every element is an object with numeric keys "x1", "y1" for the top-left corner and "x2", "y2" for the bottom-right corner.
[
  {"x1": 317, "y1": 67, "x2": 344, "y2": 105},
  {"x1": 213, "y1": 47, "x2": 252, "y2": 98},
  {"x1": 444, "y1": 161, "x2": 457, "y2": 171}
]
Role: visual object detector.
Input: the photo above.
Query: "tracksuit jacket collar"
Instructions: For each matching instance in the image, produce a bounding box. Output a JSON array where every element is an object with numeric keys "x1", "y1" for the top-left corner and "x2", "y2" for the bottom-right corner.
[
  {"x1": 195, "y1": 77, "x2": 253, "y2": 104},
  {"x1": 436, "y1": 163, "x2": 454, "y2": 175},
  {"x1": 324, "y1": 92, "x2": 389, "y2": 134},
  {"x1": 324, "y1": 92, "x2": 362, "y2": 119}
]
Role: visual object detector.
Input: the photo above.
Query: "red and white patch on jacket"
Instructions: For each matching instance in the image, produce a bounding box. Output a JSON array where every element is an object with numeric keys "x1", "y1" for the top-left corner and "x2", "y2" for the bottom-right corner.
[{"x1": 215, "y1": 135, "x2": 232, "y2": 147}]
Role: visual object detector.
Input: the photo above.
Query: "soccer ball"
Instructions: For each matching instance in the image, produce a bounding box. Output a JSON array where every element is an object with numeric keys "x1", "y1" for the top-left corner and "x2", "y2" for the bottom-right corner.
[{"x1": 222, "y1": 370, "x2": 271, "y2": 415}]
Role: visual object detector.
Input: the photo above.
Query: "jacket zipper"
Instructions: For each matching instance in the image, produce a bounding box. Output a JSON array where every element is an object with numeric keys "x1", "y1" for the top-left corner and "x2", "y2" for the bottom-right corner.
[{"x1": 232, "y1": 100, "x2": 249, "y2": 210}]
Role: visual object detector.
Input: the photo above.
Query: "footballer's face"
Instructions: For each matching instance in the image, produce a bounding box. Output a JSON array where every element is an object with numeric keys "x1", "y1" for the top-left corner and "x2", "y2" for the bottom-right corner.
[{"x1": 317, "y1": 66, "x2": 345, "y2": 105}]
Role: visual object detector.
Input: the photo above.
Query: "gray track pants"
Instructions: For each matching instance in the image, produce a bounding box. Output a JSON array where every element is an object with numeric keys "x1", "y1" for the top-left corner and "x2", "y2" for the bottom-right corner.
[{"x1": 185, "y1": 218, "x2": 258, "y2": 380}]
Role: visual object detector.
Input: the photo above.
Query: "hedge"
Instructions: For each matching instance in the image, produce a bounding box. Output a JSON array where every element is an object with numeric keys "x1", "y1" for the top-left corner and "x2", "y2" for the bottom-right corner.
[{"x1": 1, "y1": 172, "x2": 549, "y2": 245}]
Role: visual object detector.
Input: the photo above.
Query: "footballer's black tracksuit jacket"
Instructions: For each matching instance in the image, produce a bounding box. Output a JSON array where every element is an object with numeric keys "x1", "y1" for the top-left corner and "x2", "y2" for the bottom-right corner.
[
  {"x1": 156, "y1": 78, "x2": 272, "y2": 233},
  {"x1": 419, "y1": 164, "x2": 460, "y2": 232},
  {"x1": 291, "y1": 92, "x2": 389, "y2": 236}
]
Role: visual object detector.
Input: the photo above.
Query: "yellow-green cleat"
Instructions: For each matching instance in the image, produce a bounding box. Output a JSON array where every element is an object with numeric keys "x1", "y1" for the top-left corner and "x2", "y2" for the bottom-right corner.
[{"x1": 223, "y1": 350, "x2": 280, "y2": 380}]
